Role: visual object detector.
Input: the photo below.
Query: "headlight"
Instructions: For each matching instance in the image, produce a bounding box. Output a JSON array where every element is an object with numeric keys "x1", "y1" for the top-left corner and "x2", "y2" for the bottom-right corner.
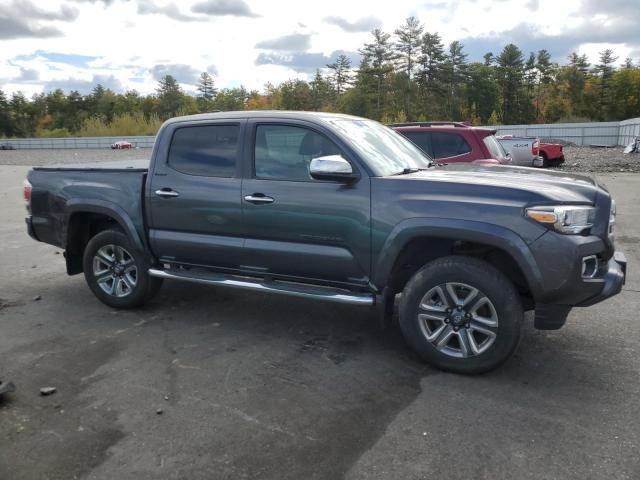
[{"x1": 526, "y1": 205, "x2": 596, "y2": 234}]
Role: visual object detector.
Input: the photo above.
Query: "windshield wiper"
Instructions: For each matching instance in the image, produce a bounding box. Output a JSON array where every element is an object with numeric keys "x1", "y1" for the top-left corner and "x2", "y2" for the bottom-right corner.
[{"x1": 391, "y1": 167, "x2": 429, "y2": 175}]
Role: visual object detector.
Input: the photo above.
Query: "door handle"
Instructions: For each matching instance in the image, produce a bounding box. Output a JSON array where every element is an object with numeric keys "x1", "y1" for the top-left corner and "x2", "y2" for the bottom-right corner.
[
  {"x1": 155, "y1": 188, "x2": 180, "y2": 198},
  {"x1": 244, "y1": 194, "x2": 274, "y2": 204}
]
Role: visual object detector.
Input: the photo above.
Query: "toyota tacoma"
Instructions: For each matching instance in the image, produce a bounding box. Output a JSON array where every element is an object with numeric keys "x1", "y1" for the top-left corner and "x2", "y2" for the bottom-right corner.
[{"x1": 24, "y1": 112, "x2": 626, "y2": 374}]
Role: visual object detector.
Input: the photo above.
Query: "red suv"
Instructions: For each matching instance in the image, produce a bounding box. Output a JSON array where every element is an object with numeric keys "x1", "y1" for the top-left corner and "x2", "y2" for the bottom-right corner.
[{"x1": 390, "y1": 122, "x2": 511, "y2": 165}]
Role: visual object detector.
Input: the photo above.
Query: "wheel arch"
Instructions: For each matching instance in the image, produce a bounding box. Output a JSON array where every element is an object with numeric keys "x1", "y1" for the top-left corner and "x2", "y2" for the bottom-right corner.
[
  {"x1": 373, "y1": 218, "x2": 543, "y2": 307},
  {"x1": 64, "y1": 200, "x2": 146, "y2": 275}
]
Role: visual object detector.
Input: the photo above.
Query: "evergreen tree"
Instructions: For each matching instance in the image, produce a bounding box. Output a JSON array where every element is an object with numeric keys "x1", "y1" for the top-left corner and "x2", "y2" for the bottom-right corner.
[
  {"x1": 309, "y1": 70, "x2": 333, "y2": 111},
  {"x1": 560, "y1": 52, "x2": 590, "y2": 117},
  {"x1": 0, "y1": 89, "x2": 13, "y2": 137},
  {"x1": 523, "y1": 52, "x2": 537, "y2": 122},
  {"x1": 156, "y1": 75, "x2": 184, "y2": 119},
  {"x1": 339, "y1": 57, "x2": 376, "y2": 118},
  {"x1": 466, "y1": 62, "x2": 499, "y2": 123},
  {"x1": 359, "y1": 29, "x2": 395, "y2": 119},
  {"x1": 326, "y1": 54, "x2": 352, "y2": 97},
  {"x1": 535, "y1": 49, "x2": 553, "y2": 120},
  {"x1": 496, "y1": 43, "x2": 525, "y2": 124},
  {"x1": 443, "y1": 41, "x2": 468, "y2": 120},
  {"x1": 416, "y1": 32, "x2": 446, "y2": 118},
  {"x1": 196, "y1": 72, "x2": 217, "y2": 112},
  {"x1": 593, "y1": 49, "x2": 619, "y2": 120},
  {"x1": 394, "y1": 16, "x2": 424, "y2": 119}
]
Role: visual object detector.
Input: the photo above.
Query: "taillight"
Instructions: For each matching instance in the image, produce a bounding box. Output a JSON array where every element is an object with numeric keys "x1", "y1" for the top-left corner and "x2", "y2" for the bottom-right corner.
[
  {"x1": 23, "y1": 179, "x2": 32, "y2": 204},
  {"x1": 532, "y1": 140, "x2": 540, "y2": 156}
]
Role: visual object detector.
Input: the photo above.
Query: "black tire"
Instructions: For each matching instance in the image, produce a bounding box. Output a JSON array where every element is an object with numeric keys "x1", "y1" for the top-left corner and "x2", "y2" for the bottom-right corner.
[
  {"x1": 82, "y1": 229, "x2": 162, "y2": 309},
  {"x1": 398, "y1": 255, "x2": 523, "y2": 375}
]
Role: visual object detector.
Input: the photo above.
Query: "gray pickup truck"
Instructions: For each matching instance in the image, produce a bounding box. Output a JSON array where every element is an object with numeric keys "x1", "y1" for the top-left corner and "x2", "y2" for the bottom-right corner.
[{"x1": 25, "y1": 111, "x2": 626, "y2": 374}]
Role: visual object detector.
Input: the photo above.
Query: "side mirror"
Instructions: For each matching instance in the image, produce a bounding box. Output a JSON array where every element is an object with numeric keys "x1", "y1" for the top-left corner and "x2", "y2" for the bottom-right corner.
[{"x1": 309, "y1": 155, "x2": 358, "y2": 182}]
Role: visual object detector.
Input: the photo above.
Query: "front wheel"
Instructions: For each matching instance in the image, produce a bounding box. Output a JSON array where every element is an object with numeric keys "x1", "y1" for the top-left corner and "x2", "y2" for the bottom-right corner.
[
  {"x1": 82, "y1": 229, "x2": 162, "y2": 309},
  {"x1": 398, "y1": 256, "x2": 523, "y2": 374}
]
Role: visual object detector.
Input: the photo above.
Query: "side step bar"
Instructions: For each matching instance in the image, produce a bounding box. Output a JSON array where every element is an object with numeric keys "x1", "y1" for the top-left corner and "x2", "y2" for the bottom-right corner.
[{"x1": 148, "y1": 268, "x2": 375, "y2": 306}]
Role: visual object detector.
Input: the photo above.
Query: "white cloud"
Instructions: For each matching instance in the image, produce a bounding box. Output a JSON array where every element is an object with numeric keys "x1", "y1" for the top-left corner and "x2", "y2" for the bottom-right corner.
[{"x1": 0, "y1": 0, "x2": 636, "y2": 96}]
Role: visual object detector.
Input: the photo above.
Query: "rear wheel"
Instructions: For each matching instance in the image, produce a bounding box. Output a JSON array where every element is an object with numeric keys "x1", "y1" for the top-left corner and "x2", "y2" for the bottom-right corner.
[
  {"x1": 82, "y1": 230, "x2": 162, "y2": 309},
  {"x1": 540, "y1": 152, "x2": 549, "y2": 168},
  {"x1": 398, "y1": 256, "x2": 523, "y2": 374}
]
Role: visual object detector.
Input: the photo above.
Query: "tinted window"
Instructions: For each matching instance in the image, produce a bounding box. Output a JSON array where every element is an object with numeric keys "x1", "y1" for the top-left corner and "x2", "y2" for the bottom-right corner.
[
  {"x1": 399, "y1": 131, "x2": 433, "y2": 156},
  {"x1": 254, "y1": 125, "x2": 341, "y2": 181},
  {"x1": 430, "y1": 132, "x2": 471, "y2": 159},
  {"x1": 168, "y1": 125, "x2": 238, "y2": 177}
]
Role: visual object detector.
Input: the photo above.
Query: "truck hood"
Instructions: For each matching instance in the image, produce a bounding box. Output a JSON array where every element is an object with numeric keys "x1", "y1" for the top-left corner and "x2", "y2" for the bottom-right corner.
[{"x1": 399, "y1": 164, "x2": 598, "y2": 204}]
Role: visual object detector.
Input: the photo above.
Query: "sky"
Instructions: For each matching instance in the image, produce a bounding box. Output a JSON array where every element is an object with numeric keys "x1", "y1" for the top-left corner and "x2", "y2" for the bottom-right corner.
[{"x1": 0, "y1": 0, "x2": 638, "y2": 97}]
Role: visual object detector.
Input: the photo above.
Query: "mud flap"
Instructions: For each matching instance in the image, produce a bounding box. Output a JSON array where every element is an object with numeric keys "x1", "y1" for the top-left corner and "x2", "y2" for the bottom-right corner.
[{"x1": 534, "y1": 304, "x2": 572, "y2": 330}]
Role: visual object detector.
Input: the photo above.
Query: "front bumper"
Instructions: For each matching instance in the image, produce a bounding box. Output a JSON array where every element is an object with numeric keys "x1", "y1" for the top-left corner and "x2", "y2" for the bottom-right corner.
[
  {"x1": 534, "y1": 251, "x2": 627, "y2": 329},
  {"x1": 577, "y1": 251, "x2": 626, "y2": 307}
]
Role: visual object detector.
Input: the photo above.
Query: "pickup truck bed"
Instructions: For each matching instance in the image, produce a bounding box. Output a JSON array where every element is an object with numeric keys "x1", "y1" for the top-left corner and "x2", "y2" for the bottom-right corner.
[
  {"x1": 28, "y1": 160, "x2": 148, "y2": 255},
  {"x1": 33, "y1": 159, "x2": 149, "y2": 172}
]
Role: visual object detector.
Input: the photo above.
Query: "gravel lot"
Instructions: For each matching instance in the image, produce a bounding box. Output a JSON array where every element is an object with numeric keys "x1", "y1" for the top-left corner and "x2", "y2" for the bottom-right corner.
[
  {"x1": 0, "y1": 160, "x2": 639, "y2": 479},
  {"x1": 555, "y1": 146, "x2": 640, "y2": 174},
  {"x1": 1, "y1": 145, "x2": 640, "y2": 173},
  {"x1": 0, "y1": 148, "x2": 150, "y2": 166}
]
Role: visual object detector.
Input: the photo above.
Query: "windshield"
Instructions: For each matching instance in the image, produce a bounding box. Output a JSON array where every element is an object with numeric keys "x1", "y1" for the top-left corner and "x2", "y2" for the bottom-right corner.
[
  {"x1": 325, "y1": 119, "x2": 432, "y2": 176},
  {"x1": 483, "y1": 135, "x2": 507, "y2": 159}
]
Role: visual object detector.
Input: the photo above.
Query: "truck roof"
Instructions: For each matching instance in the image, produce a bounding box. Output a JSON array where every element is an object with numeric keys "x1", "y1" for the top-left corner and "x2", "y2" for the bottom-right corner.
[{"x1": 163, "y1": 110, "x2": 367, "y2": 126}]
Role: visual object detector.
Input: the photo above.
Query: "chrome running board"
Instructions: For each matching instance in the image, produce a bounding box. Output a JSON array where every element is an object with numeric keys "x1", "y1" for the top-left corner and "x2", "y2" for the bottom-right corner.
[{"x1": 148, "y1": 268, "x2": 375, "y2": 306}]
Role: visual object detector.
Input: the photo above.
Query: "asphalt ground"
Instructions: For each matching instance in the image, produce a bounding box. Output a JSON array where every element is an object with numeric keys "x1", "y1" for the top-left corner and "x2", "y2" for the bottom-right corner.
[{"x1": 0, "y1": 162, "x2": 639, "y2": 480}]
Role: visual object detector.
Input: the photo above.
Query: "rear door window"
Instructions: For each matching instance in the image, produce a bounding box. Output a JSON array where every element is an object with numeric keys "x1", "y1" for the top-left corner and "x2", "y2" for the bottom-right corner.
[
  {"x1": 399, "y1": 131, "x2": 433, "y2": 157},
  {"x1": 168, "y1": 124, "x2": 239, "y2": 177},
  {"x1": 430, "y1": 132, "x2": 471, "y2": 159}
]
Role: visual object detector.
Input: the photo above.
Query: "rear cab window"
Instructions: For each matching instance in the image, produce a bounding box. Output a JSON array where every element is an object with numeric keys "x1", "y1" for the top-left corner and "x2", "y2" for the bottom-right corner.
[{"x1": 168, "y1": 124, "x2": 239, "y2": 177}]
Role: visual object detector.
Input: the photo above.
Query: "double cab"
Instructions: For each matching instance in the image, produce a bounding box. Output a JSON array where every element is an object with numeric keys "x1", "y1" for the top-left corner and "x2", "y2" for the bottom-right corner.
[{"x1": 25, "y1": 112, "x2": 626, "y2": 374}]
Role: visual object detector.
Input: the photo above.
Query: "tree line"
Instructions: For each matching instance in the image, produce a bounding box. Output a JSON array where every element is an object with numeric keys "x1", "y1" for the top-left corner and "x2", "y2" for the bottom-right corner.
[{"x1": 1, "y1": 16, "x2": 640, "y2": 138}]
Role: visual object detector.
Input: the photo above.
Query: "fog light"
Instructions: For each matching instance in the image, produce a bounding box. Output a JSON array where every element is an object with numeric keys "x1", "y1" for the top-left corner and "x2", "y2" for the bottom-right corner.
[{"x1": 582, "y1": 255, "x2": 598, "y2": 278}]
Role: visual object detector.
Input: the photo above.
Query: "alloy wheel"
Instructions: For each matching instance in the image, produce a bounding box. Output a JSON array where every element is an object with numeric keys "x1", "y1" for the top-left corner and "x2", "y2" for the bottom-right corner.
[
  {"x1": 417, "y1": 282, "x2": 498, "y2": 358},
  {"x1": 92, "y1": 244, "x2": 138, "y2": 298}
]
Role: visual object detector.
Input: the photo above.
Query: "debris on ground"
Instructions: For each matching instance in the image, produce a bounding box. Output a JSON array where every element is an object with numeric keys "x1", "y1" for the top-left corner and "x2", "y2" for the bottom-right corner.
[
  {"x1": 40, "y1": 386, "x2": 56, "y2": 396},
  {"x1": 552, "y1": 146, "x2": 640, "y2": 173},
  {"x1": 0, "y1": 380, "x2": 16, "y2": 395},
  {"x1": 623, "y1": 137, "x2": 640, "y2": 154}
]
